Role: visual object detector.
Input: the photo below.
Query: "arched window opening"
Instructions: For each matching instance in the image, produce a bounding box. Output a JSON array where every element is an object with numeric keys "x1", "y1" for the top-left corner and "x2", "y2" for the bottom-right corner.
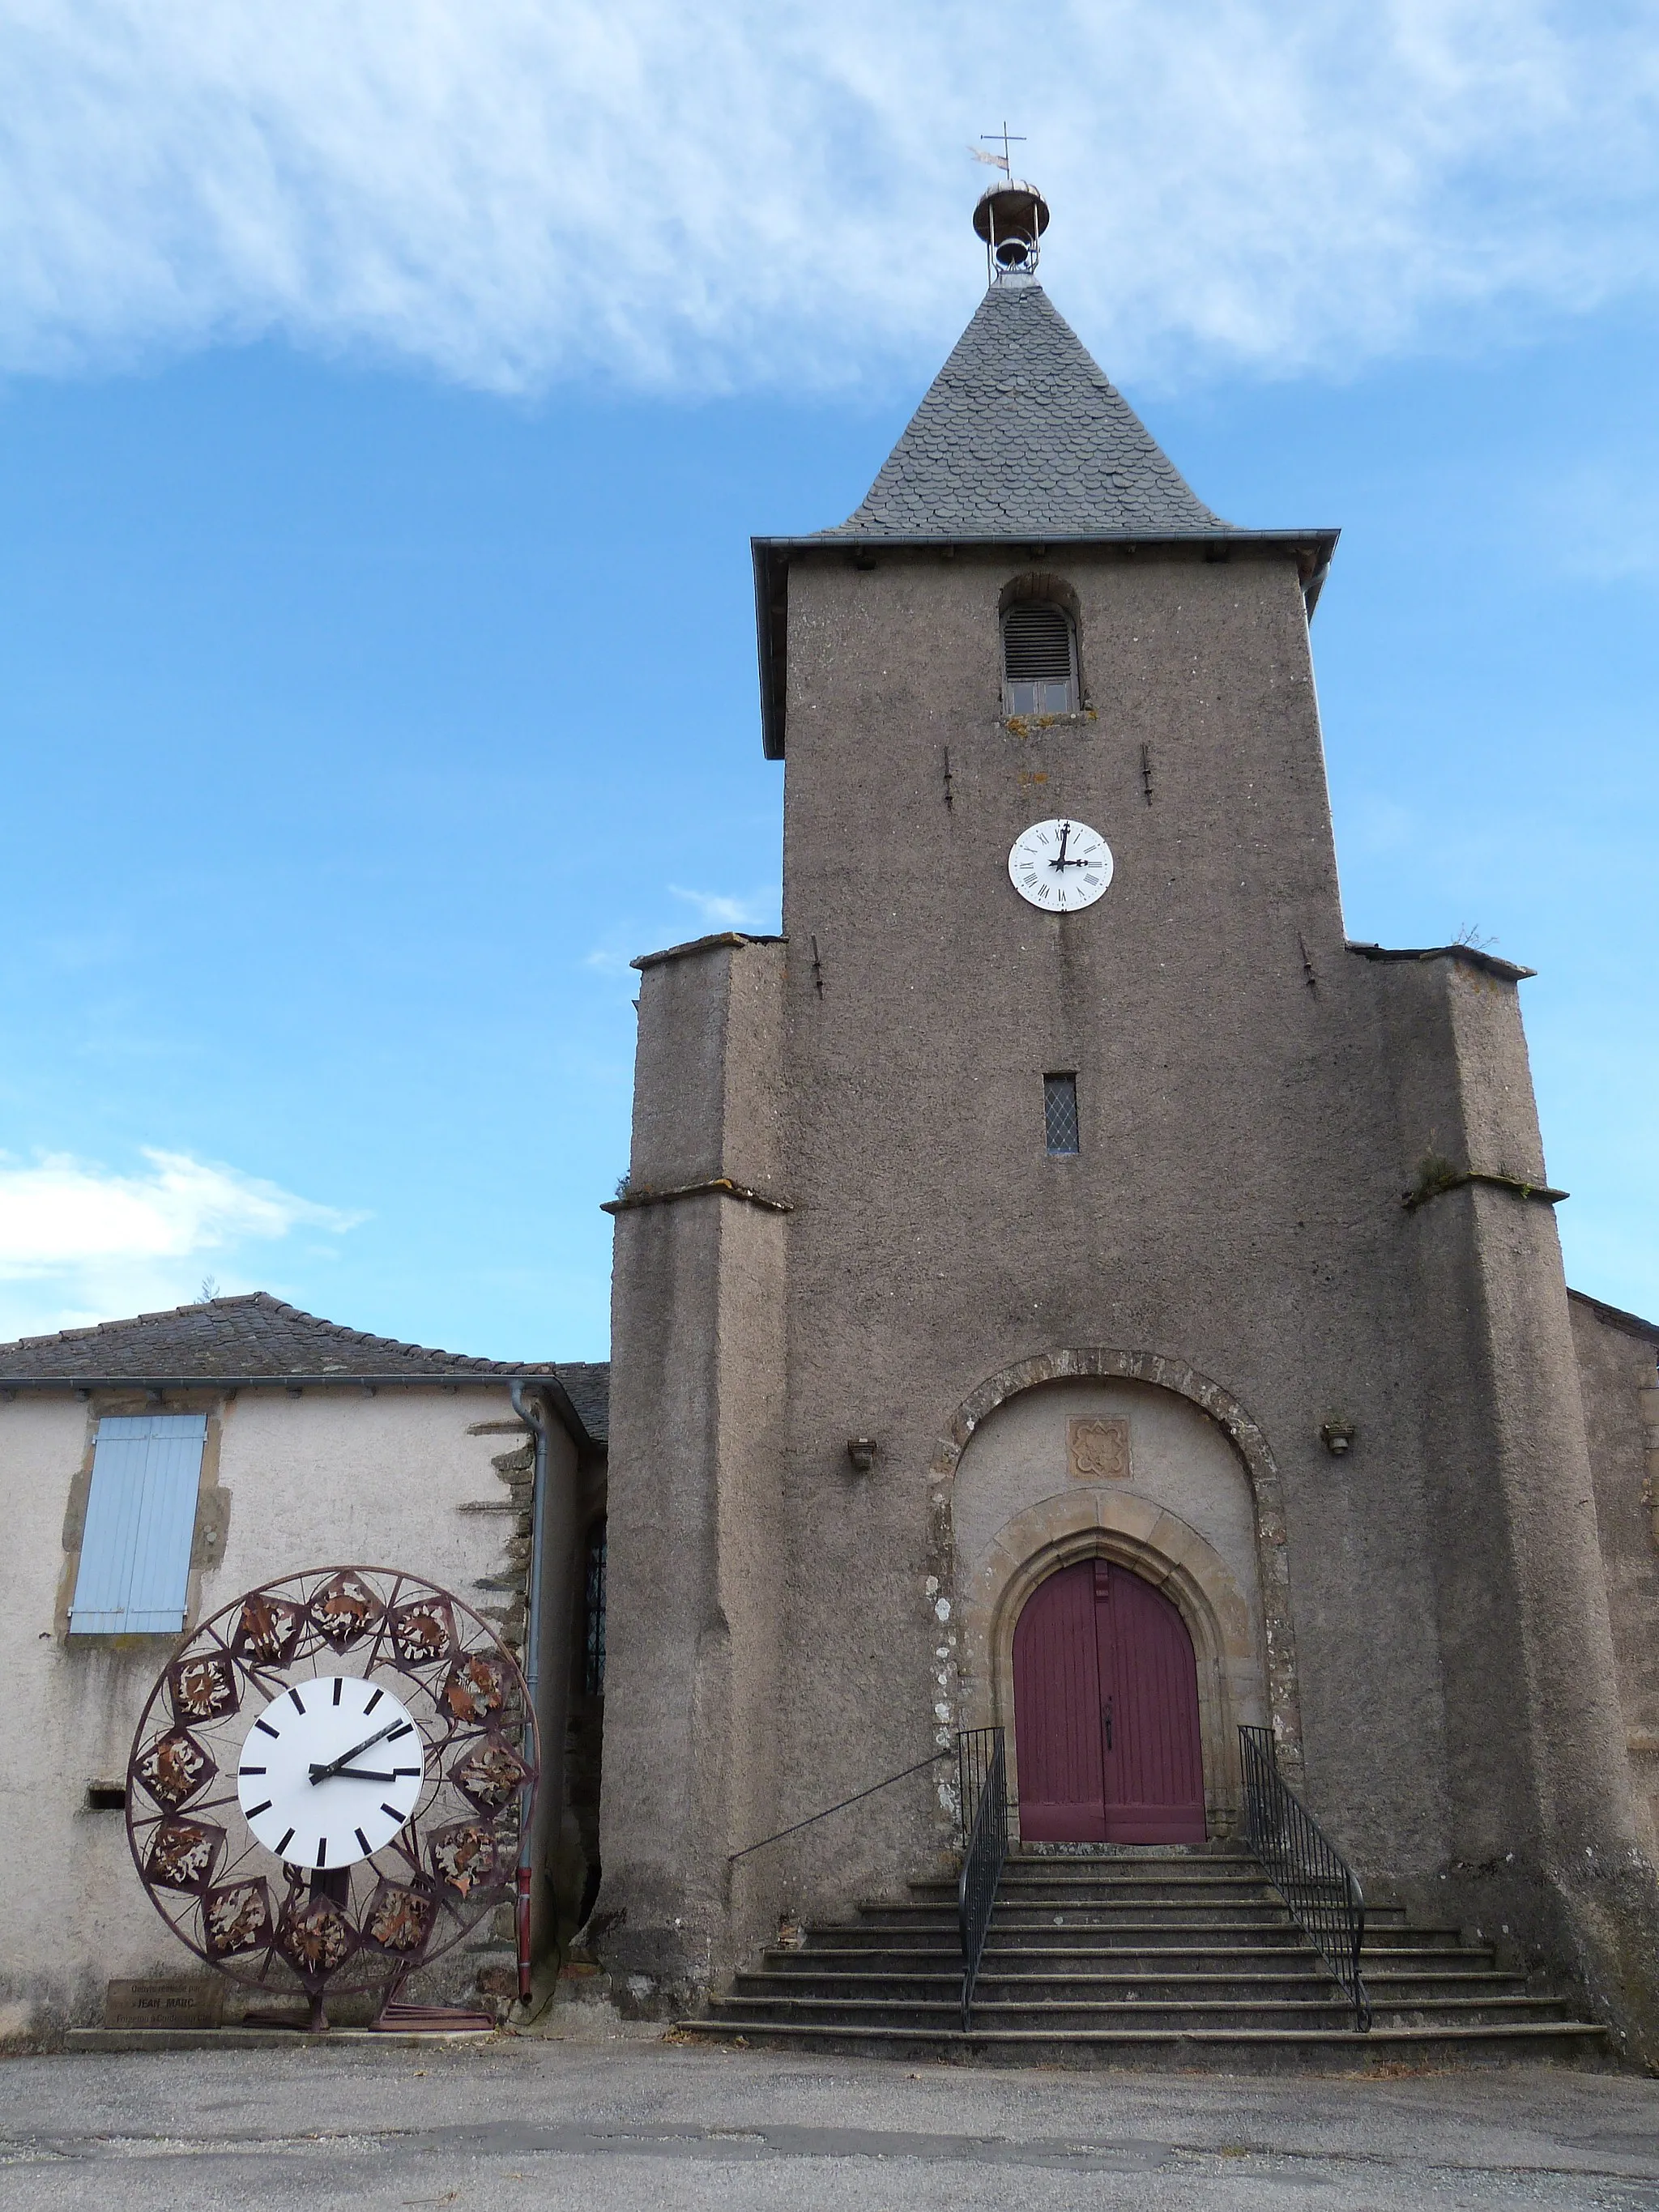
[{"x1": 1003, "y1": 603, "x2": 1077, "y2": 715}]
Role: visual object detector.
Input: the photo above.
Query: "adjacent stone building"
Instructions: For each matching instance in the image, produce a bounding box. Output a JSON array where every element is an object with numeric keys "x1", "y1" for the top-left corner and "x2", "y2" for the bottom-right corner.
[{"x1": 0, "y1": 1294, "x2": 607, "y2": 2037}]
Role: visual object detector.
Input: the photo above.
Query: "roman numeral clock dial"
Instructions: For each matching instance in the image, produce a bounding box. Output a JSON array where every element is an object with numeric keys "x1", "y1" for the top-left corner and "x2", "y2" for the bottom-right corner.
[
  {"x1": 237, "y1": 1674, "x2": 424, "y2": 1868},
  {"x1": 1009, "y1": 817, "x2": 1114, "y2": 910}
]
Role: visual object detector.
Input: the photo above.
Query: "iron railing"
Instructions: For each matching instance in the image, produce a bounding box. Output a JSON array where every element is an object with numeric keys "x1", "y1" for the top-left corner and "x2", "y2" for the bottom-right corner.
[
  {"x1": 727, "y1": 1747, "x2": 952, "y2": 1863},
  {"x1": 724, "y1": 1728, "x2": 1010, "y2": 2034},
  {"x1": 957, "y1": 1725, "x2": 1009, "y2": 2030},
  {"x1": 1239, "y1": 1724, "x2": 1371, "y2": 2031}
]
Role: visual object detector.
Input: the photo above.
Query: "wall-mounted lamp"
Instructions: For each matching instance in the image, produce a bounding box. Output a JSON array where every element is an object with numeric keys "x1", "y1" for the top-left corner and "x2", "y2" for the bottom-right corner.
[
  {"x1": 846, "y1": 1438, "x2": 879, "y2": 1474},
  {"x1": 1320, "y1": 1417, "x2": 1356, "y2": 1457}
]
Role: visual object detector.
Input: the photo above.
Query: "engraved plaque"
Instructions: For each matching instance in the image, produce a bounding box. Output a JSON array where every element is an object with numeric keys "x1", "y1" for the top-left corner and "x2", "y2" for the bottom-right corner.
[
  {"x1": 103, "y1": 1976, "x2": 225, "y2": 2030},
  {"x1": 1068, "y1": 1417, "x2": 1131, "y2": 1484}
]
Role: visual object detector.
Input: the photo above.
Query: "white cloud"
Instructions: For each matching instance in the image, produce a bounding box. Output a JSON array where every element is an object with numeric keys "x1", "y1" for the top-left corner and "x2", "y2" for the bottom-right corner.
[
  {"x1": 668, "y1": 884, "x2": 781, "y2": 931},
  {"x1": 2, "y1": 2, "x2": 1657, "y2": 396},
  {"x1": 0, "y1": 1146, "x2": 363, "y2": 1340},
  {"x1": 581, "y1": 945, "x2": 636, "y2": 977}
]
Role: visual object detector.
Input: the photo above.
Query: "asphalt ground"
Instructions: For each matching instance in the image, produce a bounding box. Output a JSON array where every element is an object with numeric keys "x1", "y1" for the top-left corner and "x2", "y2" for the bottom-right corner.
[{"x1": 3, "y1": 2036, "x2": 1659, "y2": 2210}]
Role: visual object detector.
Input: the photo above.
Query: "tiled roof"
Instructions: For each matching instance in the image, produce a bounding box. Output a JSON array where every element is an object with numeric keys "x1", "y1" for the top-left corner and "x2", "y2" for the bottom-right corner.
[
  {"x1": 1567, "y1": 1288, "x2": 1659, "y2": 1348},
  {"x1": 0, "y1": 1292, "x2": 609, "y2": 1440},
  {"x1": 825, "y1": 280, "x2": 1226, "y2": 540},
  {"x1": 552, "y1": 1362, "x2": 610, "y2": 1443}
]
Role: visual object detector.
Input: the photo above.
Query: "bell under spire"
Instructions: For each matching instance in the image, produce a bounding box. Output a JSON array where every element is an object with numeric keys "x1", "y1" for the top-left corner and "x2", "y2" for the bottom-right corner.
[{"x1": 973, "y1": 177, "x2": 1050, "y2": 283}]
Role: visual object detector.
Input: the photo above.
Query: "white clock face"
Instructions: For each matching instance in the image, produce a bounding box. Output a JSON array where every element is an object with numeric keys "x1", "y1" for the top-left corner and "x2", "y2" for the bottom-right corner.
[
  {"x1": 1009, "y1": 817, "x2": 1114, "y2": 911},
  {"x1": 237, "y1": 1673, "x2": 425, "y2": 1871}
]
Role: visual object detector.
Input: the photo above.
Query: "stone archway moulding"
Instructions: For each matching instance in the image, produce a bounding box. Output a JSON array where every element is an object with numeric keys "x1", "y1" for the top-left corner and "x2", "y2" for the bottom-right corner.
[{"x1": 927, "y1": 1346, "x2": 1304, "y2": 1778}]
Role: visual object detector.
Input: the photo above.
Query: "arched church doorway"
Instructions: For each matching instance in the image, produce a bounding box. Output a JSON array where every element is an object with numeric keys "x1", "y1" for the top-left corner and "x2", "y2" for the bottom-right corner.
[{"x1": 1013, "y1": 1558, "x2": 1205, "y2": 1843}]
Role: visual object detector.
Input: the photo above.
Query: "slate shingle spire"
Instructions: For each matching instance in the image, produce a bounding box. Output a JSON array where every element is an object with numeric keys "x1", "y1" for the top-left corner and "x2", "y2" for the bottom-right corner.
[
  {"x1": 824, "y1": 184, "x2": 1227, "y2": 541},
  {"x1": 753, "y1": 179, "x2": 1319, "y2": 754}
]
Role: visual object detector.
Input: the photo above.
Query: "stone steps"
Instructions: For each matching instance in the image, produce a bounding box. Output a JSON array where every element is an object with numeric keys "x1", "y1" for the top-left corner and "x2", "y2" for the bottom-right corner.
[
  {"x1": 709, "y1": 1990, "x2": 1577, "y2": 2032},
  {"x1": 674, "y1": 2018, "x2": 1610, "y2": 2071},
  {"x1": 739, "y1": 1981, "x2": 1530, "y2": 2017},
  {"x1": 680, "y1": 1848, "x2": 1610, "y2": 2070},
  {"x1": 766, "y1": 1948, "x2": 1508, "y2": 1980}
]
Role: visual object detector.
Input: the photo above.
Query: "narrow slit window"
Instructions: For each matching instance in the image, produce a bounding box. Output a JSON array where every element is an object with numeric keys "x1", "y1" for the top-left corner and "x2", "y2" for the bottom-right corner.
[
  {"x1": 1003, "y1": 603, "x2": 1077, "y2": 716},
  {"x1": 1044, "y1": 1073, "x2": 1081, "y2": 1156},
  {"x1": 582, "y1": 1518, "x2": 608, "y2": 1698},
  {"x1": 69, "y1": 1413, "x2": 207, "y2": 1635}
]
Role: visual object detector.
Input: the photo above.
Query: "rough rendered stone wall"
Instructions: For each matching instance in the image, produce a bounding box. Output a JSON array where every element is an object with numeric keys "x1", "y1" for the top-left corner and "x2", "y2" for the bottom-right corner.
[
  {"x1": 603, "y1": 533, "x2": 1659, "y2": 2060},
  {"x1": 1572, "y1": 1295, "x2": 1659, "y2": 1853},
  {"x1": 1367, "y1": 957, "x2": 1658, "y2": 2056},
  {"x1": 596, "y1": 936, "x2": 788, "y2": 2007},
  {"x1": 766, "y1": 543, "x2": 1448, "y2": 1933}
]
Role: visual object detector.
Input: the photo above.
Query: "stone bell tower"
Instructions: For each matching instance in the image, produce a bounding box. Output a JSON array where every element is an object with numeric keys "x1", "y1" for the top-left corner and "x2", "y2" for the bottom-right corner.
[{"x1": 595, "y1": 181, "x2": 1657, "y2": 2048}]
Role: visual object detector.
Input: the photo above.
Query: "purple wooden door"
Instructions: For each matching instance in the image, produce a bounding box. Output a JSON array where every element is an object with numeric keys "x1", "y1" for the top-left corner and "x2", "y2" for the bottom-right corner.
[
  {"x1": 1013, "y1": 1561, "x2": 1206, "y2": 1844},
  {"x1": 1011, "y1": 1561, "x2": 1106, "y2": 1841}
]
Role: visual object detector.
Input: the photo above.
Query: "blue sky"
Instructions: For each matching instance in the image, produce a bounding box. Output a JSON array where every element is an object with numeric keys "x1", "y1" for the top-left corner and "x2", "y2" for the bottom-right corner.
[{"x1": 1, "y1": 2, "x2": 1656, "y2": 1357}]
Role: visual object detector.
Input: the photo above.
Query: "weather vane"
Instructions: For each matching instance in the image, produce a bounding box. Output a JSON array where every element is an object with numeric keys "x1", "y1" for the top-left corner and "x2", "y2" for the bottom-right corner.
[
  {"x1": 967, "y1": 127, "x2": 1047, "y2": 282},
  {"x1": 972, "y1": 123, "x2": 1026, "y2": 179}
]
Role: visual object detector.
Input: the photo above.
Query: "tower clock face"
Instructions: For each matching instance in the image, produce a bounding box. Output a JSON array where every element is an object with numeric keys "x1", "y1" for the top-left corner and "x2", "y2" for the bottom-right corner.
[
  {"x1": 1009, "y1": 817, "x2": 1114, "y2": 911},
  {"x1": 237, "y1": 1673, "x2": 425, "y2": 1870}
]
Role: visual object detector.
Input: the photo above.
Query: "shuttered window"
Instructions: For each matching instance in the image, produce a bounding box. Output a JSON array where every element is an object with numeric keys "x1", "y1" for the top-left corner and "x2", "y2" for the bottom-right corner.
[
  {"x1": 69, "y1": 1414, "x2": 207, "y2": 1634},
  {"x1": 1004, "y1": 603, "x2": 1077, "y2": 715}
]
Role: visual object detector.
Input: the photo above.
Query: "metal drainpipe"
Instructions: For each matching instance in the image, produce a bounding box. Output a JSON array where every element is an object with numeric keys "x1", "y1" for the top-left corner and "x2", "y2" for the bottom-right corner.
[{"x1": 509, "y1": 1380, "x2": 550, "y2": 2005}]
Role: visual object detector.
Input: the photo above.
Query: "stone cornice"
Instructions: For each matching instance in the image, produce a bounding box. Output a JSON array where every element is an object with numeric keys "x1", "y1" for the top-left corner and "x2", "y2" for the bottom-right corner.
[
  {"x1": 602, "y1": 1177, "x2": 793, "y2": 1218},
  {"x1": 1402, "y1": 1166, "x2": 1568, "y2": 1213}
]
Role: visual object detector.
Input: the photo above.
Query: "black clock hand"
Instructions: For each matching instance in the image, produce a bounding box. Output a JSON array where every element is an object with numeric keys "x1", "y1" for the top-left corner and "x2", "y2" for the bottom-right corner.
[
  {"x1": 308, "y1": 1720, "x2": 400, "y2": 1784},
  {"x1": 313, "y1": 1766, "x2": 399, "y2": 1784},
  {"x1": 1054, "y1": 820, "x2": 1073, "y2": 869}
]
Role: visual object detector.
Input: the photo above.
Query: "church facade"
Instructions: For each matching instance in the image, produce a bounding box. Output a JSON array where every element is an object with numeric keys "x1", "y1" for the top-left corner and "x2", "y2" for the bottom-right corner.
[
  {"x1": 5, "y1": 186, "x2": 1659, "y2": 2061},
  {"x1": 593, "y1": 189, "x2": 1659, "y2": 2055}
]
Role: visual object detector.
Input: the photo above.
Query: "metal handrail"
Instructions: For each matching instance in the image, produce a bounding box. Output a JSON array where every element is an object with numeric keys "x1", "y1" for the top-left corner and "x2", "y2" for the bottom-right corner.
[
  {"x1": 727, "y1": 1747, "x2": 951, "y2": 1863},
  {"x1": 723, "y1": 1729, "x2": 1009, "y2": 2033},
  {"x1": 1239, "y1": 1724, "x2": 1371, "y2": 2031},
  {"x1": 957, "y1": 1726, "x2": 1008, "y2": 2031}
]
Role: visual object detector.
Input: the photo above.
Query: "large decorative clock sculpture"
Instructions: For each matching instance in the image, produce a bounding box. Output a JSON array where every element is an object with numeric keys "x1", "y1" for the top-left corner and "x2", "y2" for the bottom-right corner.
[
  {"x1": 1009, "y1": 817, "x2": 1113, "y2": 911},
  {"x1": 125, "y1": 1566, "x2": 536, "y2": 2028}
]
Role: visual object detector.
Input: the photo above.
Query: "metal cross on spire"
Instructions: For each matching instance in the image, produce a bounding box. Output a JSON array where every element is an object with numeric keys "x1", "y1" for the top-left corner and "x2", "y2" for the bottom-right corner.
[{"x1": 975, "y1": 123, "x2": 1026, "y2": 177}]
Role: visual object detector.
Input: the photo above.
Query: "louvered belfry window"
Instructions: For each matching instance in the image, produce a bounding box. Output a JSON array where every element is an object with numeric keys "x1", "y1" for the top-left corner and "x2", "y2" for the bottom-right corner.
[{"x1": 1003, "y1": 603, "x2": 1077, "y2": 715}]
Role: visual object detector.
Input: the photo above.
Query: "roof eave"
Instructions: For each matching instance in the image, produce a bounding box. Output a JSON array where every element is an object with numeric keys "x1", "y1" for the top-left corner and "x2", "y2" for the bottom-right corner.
[
  {"x1": 0, "y1": 1369, "x2": 602, "y2": 1452},
  {"x1": 1567, "y1": 1286, "x2": 1659, "y2": 1347},
  {"x1": 752, "y1": 528, "x2": 1340, "y2": 760},
  {"x1": 511, "y1": 1370, "x2": 602, "y2": 1460},
  {"x1": 753, "y1": 538, "x2": 789, "y2": 761}
]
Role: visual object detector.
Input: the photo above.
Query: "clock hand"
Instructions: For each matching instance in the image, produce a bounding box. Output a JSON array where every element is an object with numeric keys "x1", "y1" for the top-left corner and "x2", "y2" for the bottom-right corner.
[
  {"x1": 1055, "y1": 820, "x2": 1073, "y2": 869},
  {"x1": 308, "y1": 1720, "x2": 401, "y2": 1785},
  {"x1": 310, "y1": 1766, "x2": 400, "y2": 1784}
]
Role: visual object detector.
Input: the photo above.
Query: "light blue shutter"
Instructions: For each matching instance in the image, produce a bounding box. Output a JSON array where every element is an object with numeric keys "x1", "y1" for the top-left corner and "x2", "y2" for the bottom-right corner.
[{"x1": 69, "y1": 1414, "x2": 207, "y2": 1634}]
